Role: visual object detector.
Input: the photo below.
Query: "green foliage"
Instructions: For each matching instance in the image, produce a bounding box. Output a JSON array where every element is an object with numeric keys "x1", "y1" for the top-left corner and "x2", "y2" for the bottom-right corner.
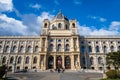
[
  {"x1": 0, "y1": 65, "x2": 6, "y2": 78},
  {"x1": 106, "y1": 70, "x2": 120, "y2": 79},
  {"x1": 106, "y1": 51, "x2": 120, "y2": 70},
  {"x1": 106, "y1": 70, "x2": 117, "y2": 79},
  {"x1": 105, "y1": 51, "x2": 120, "y2": 79}
]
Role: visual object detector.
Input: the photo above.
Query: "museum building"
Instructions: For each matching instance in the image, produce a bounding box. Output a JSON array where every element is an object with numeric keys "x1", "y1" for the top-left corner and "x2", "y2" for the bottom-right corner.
[{"x1": 0, "y1": 11, "x2": 120, "y2": 71}]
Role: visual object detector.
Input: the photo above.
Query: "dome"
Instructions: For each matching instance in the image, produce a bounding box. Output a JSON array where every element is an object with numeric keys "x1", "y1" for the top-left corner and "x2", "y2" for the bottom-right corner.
[{"x1": 53, "y1": 11, "x2": 69, "y2": 21}]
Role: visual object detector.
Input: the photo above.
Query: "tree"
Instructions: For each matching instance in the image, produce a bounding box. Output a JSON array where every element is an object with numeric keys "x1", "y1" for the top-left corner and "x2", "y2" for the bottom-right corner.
[
  {"x1": 106, "y1": 51, "x2": 120, "y2": 78},
  {"x1": 106, "y1": 51, "x2": 120, "y2": 70},
  {"x1": 0, "y1": 65, "x2": 7, "y2": 78}
]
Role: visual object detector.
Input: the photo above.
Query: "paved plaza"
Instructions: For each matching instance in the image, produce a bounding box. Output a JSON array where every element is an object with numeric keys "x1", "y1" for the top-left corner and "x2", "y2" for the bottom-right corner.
[{"x1": 7, "y1": 71, "x2": 103, "y2": 80}]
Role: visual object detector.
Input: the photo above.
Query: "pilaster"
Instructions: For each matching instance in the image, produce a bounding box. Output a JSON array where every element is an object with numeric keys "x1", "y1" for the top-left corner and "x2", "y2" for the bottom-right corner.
[
  {"x1": 54, "y1": 55, "x2": 56, "y2": 69},
  {"x1": 62, "y1": 55, "x2": 65, "y2": 69}
]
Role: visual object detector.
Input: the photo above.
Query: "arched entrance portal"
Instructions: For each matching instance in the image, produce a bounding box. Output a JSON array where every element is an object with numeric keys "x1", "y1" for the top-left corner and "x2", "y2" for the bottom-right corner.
[
  {"x1": 48, "y1": 56, "x2": 54, "y2": 69},
  {"x1": 56, "y1": 56, "x2": 62, "y2": 69},
  {"x1": 65, "y1": 56, "x2": 71, "y2": 69}
]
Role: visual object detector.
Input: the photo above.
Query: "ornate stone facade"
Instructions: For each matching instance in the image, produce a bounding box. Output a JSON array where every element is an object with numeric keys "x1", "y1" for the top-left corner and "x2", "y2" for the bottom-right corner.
[{"x1": 0, "y1": 12, "x2": 120, "y2": 71}]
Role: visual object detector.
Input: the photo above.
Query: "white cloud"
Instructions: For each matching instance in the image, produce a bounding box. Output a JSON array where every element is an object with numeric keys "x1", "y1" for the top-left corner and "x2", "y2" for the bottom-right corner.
[
  {"x1": 88, "y1": 16, "x2": 107, "y2": 22},
  {"x1": 90, "y1": 16, "x2": 97, "y2": 19},
  {"x1": 22, "y1": 12, "x2": 54, "y2": 35},
  {"x1": 0, "y1": 0, "x2": 13, "y2": 12},
  {"x1": 0, "y1": 14, "x2": 28, "y2": 35},
  {"x1": 0, "y1": 12, "x2": 54, "y2": 35},
  {"x1": 109, "y1": 21, "x2": 120, "y2": 30},
  {"x1": 99, "y1": 18, "x2": 106, "y2": 22},
  {"x1": 29, "y1": 4, "x2": 41, "y2": 10},
  {"x1": 77, "y1": 22, "x2": 120, "y2": 35},
  {"x1": 73, "y1": 0, "x2": 82, "y2": 5}
]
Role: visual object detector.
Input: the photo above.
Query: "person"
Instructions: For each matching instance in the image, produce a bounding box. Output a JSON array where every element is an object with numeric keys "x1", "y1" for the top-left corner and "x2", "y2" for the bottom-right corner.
[
  {"x1": 57, "y1": 66, "x2": 60, "y2": 73},
  {"x1": 61, "y1": 68, "x2": 65, "y2": 73}
]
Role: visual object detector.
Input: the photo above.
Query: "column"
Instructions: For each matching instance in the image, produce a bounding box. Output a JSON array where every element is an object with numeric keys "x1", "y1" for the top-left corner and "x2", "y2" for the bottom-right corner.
[
  {"x1": 99, "y1": 41, "x2": 103, "y2": 53},
  {"x1": 37, "y1": 54, "x2": 40, "y2": 69},
  {"x1": 114, "y1": 41, "x2": 117, "y2": 52},
  {"x1": 71, "y1": 38, "x2": 74, "y2": 52},
  {"x1": 62, "y1": 38, "x2": 64, "y2": 52},
  {"x1": 62, "y1": 55, "x2": 65, "y2": 69},
  {"x1": 43, "y1": 55, "x2": 46, "y2": 70},
  {"x1": 71, "y1": 54, "x2": 75, "y2": 70},
  {"x1": 54, "y1": 38, "x2": 57, "y2": 52},
  {"x1": 30, "y1": 55, "x2": 33, "y2": 69},
  {"x1": 94, "y1": 56, "x2": 98, "y2": 70},
  {"x1": 76, "y1": 37, "x2": 79, "y2": 51},
  {"x1": 45, "y1": 37, "x2": 48, "y2": 52},
  {"x1": 54, "y1": 55, "x2": 56, "y2": 69},
  {"x1": 77, "y1": 54, "x2": 81, "y2": 70},
  {"x1": 39, "y1": 38, "x2": 42, "y2": 52},
  {"x1": 107, "y1": 41, "x2": 110, "y2": 53},
  {"x1": 92, "y1": 41, "x2": 95, "y2": 53}
]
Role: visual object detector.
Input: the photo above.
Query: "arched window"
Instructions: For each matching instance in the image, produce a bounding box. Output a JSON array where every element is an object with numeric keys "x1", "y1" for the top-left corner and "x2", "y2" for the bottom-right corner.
[
  {"x1": 2, "y1": 56, "x2": 6, "y2": 64},
  {"x1": 118, "y1": 46, "x2": 120, "y2": 51},
  {"x1": 12, "y1": 46, "x2": 17, "y2": 53},
  {"x1": 65, "y1": 44, "x2": 70, "y2": 51},
  {"x1": 33, "y1": 56, "x2": 37, "y2": 64},
  {"x1": 34, "y1": 46, "x2": 39, "y2": 53},
  {"x1": 90, "y1": 57, "x2": 93, "y2": 65},
  {"x1": 88, "y1": 46, "x2": 92, "y2": 53},
  {"x1": 5, "y1": 46, "x2": 9, "y2": 53},
  {"x1": 80, "y1": 46, "x2": 85, "y2": 53},
  {"x1": 58, "y1": 23, "x2": 62, "y2": 29},
  {"x1": 44, "y1": 23, "x2": 47, "y2": 28},
  {"x1": 96, "y1": 46, "x2": 99, "y2": 52},
  {"x1": 19, "y1": 46, "x2": 24, "y2": 53},
  {"x1": 57, "y1": 44, "x2": 61, "y2": 52},
  {"x1": 27, "y1": 46, "x2": 32, "y2": 53},
  {"x1": 0, "y1": 45, "x2": 2, "y2": 52},
  {"x1": 72, "y1": 23, "x2": 75, "y2": 28},
  {"x1": 103, "y1": 46, "x2": 107, "y2": 53},
  {"x1": 50, "y1": 39, "x2": 54, "y2": 42},
  {"x1": 49, "y1": 44, "x2": 53, "y2": 52},
  {"x1": 25, "y1": 56, "x2": 29, "y2": 64},
  {"x1": 65, "y1": 24, "x2": 69, "y2": 30},
  {"x1": 17, "y1": 56, "x2": 22, "y2": 64},
  {"x1": 98, "y1": 57, "x2": 103, "y2": 65},
  {"x1": 52, "y1": 24, "x2": 57, "y2": 30},
  {"x1": 110, "y1": 46, "x2": 114, "y2": 52},
  {"x1": 10, "y1": 56, "x2": 14, "y2": 64},
  {"x1": 58, "y1": 39, "x2": 61, "y2": 42},
  {"x1": 82, "y1": 57, "x2": 86, "y2": 65}
]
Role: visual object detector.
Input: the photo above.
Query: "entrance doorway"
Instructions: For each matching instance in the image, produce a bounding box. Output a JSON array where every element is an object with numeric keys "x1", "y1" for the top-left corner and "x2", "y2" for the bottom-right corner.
[
  {"x1": 56, "y1": 56, "x2": 62, "y2": 69},
  {"x1": 65, "y1": 56, "x2": 71, "y2": 69},
  {"x1": 48, "y1": 56, "x2": 54, "y2": 69}
]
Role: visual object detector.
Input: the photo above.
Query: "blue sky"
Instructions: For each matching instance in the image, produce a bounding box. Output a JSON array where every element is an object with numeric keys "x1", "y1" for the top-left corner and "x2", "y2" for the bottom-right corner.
[{"x1": 0, "y1": 0, "x2": 120, "y2": 35}]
